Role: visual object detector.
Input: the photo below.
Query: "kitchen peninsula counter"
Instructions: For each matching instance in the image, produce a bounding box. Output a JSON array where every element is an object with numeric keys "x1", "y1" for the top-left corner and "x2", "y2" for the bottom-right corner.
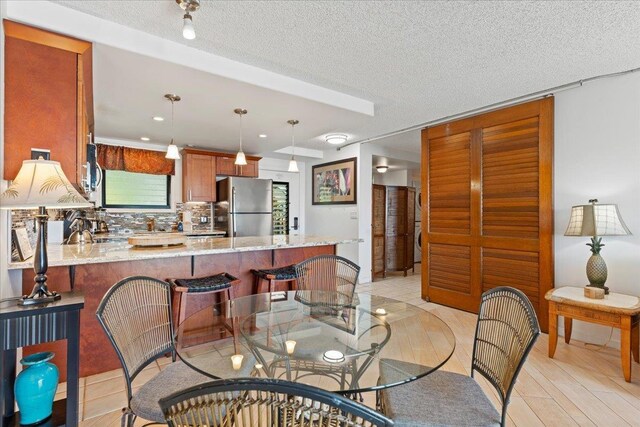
[
  {"x1": 16, "y1": 235, "x2": 359, "y2": 379},
  {"x1": 8, "y1": 235, "x2": 359, "y2": 269}
]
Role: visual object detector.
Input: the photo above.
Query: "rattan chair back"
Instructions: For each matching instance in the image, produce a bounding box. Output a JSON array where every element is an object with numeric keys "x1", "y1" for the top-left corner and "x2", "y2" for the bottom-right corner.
[
  {"x1": 96, "y1": 276, "x2": 175, "y2": 398},
  {"x1": 160, "y1": 377, "x2": 394, "y2": 427},
  {"x1": 295, "y1": 255, "x2": 360, "y2": 303},
  {"x1": 471, "y1": 286, "x2": 540, "y2": 425}
]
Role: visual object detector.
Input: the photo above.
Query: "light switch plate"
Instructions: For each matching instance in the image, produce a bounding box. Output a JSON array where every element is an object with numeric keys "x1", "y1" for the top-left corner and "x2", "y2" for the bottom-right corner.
[{"x1": 350, "y1": 210, "x2": 358, "y2": 219}]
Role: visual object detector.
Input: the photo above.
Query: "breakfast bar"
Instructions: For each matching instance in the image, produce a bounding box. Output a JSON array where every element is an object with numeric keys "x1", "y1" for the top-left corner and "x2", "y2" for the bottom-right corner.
[{"x1": 9, "y1": 235, "x2": 359, "y2": 379}]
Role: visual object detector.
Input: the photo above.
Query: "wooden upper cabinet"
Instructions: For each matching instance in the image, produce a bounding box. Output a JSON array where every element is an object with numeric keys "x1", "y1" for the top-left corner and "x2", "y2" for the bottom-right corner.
[
  {"x1": 237, "y1": 160, "x2": 259, "y2": 177},
  {"x1": 216, "y1": 156, "x2": 236, "y2": 176},
  {"x1": 183, "y1": 151, "x2": 216, "y2": 202},
  {"x1": 216, "y1": 155, "x2": 260, "y2": 177},
  {"x1": 3, "y1": 21, "x2": 93, "y2": 188}
]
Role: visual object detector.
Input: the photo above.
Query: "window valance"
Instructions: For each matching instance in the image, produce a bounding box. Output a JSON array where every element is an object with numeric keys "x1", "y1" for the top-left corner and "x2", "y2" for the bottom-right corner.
[{"x1": 96, "y1": 144, "x2": 175, "y2": 175}]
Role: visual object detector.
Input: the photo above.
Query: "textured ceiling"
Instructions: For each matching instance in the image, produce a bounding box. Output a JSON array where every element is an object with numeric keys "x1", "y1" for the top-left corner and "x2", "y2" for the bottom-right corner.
[{"x1": 54, "y1": 0, "x2": 640, "y2": 154}]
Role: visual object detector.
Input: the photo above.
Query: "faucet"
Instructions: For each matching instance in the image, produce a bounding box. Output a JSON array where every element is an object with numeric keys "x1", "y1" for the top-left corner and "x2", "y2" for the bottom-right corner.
[{"x1": 146, "y1": 217, "x2": 156, "y2": 232}]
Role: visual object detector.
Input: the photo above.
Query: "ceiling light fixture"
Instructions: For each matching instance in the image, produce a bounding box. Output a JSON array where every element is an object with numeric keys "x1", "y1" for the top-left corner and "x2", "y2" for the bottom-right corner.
[
  {"x1": 325, "y1": 134, "x2": 348, "y2": 145},
  {"x1": 287, "y1": 119, "x2": 300, "y2": 173},
  {"x1": 140, "y1": 137, "x2": 150, "y2": 141},
  {"x1": 258, "y1": 134, "x2": 267, "y2": 138},
  {"x1": 376, "y1": 165, "x2": 389, "y2": 173},
  {"x1": 165, "y1": 94, "x2": 181, "y2": 160},
  {"x1": 234, "y1": 108, "x2": 248, "y2": 166},
  {"x1": 152, "y1": 116, "x2": 165, "y2": 122},
  {"x1": 177, "y1": 0, "x2": 200, "y2": 40}
]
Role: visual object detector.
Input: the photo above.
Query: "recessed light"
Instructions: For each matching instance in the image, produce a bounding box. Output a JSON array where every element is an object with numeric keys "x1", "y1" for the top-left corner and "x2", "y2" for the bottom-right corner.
[
  {"x1": 258, "y1": 134, "x2": 267, "y2": 138},
  {"x1": 140, "y1": 137, "x2": 150, "y2": 141},
  {"x1": 152, "y1": 116, "x2": 165, "y2": 122},
  {"x1": 325, "y1": 134, "x2": 348, "y2": 145}
]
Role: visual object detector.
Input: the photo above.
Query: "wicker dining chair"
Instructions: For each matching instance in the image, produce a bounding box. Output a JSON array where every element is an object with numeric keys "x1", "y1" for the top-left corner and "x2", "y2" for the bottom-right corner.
[
  {"x1": 378, "y1": 286, "x2": 540, "y2": 427},
  {"x1": 294, "y1": 255, "x2": 360, "y2": 306},
  {"x1": 159, "y1": 377, "x2": 394, "y2": 427},
  {"x1": 96, "y1": 276, "x2": 253, "y2": 427}
]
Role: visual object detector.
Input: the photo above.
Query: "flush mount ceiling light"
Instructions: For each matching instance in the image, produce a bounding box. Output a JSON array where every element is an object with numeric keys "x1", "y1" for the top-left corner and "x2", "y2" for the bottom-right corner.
[
  {"x1": 376, "y1": 165, "x2": 389, "y2": 173},
  {"x1": 165, "y1": 94, "x2": 181, "y2": 160},
  {"x1": 140, "y1": 137, "x2": 150, "y2": 141},
  {"x1": 177, "y1": 0, "x2": 200, "y2": 40},
  {"x1": 288, "y1": 119, "x2": 300, "y2": 173},
  {"x1": 152, "y1": 116, "x2": 165, "y2": 122},
  {"x1": 234, "y1": 108, "x2": 248, "y2": 166},
  {"x1": 258, "y1": 134, "x2": 267, "y2": 138},
  {"x1": 325, "y1": 134, "x2": 348, "y2": 145}
]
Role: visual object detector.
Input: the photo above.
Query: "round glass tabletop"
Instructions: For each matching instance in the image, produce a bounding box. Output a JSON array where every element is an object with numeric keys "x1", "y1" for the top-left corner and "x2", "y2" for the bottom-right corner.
[{"x1": 176, "y1": 290, "x2": 455, "y2": 394}]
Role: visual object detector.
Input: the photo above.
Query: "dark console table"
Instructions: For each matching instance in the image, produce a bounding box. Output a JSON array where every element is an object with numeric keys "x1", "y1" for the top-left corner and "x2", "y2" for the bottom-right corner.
[{"x1": 1, "y1": 292, "x2": 84, "y2": 427}]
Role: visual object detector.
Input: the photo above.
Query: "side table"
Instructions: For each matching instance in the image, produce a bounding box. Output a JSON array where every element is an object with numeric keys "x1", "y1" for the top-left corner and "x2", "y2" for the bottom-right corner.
[
  {"x1": 545, "y1": 287, "x2": 640, "y2": 382},
  {"x1": 1, "y1": 291, "x2": 84, "y2": 426}
]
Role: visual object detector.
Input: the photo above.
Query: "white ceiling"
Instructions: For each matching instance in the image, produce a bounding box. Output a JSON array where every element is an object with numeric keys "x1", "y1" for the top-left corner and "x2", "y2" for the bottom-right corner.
[
  {"x1": 92, "y1": 44, "x2": 372, "y2": 157},
  {"x1": 55, "y1": 0, "x2": 640, "y2": 156}
]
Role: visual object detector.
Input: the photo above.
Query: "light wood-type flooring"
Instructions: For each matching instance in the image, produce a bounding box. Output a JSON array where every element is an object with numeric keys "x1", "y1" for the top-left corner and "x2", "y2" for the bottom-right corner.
[{"x1": 68, "y1": 273, "x2": 640, "y2": 426}]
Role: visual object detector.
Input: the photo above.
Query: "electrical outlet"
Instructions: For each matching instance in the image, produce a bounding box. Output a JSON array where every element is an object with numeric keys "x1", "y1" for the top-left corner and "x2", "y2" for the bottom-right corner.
[{"x1": 350, "y1": 210, "x2": 358, "y2": 219}]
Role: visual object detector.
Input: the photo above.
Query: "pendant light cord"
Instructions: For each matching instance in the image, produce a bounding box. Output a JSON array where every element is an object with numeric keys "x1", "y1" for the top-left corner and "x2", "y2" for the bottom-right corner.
[
  {"x1": 171, "y1": 98, "x2": 175, "y2": 144},
  {"x1": 239, "y1": 113, "x2": 243, "y2": 152},
  {"x1": 291, "y1": 122, "x2": 295, "y2": 159}
]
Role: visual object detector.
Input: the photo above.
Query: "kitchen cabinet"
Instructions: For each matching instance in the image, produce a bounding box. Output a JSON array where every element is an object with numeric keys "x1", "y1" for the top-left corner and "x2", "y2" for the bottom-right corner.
[
  {"x1": 216, "y1": 155, "x2": 260, "y2": 177},
  {"x1": 3, "y1": 21, "x2": 93, "y2": 189},
  {"x1": 183, "y1": 150, "x2": 216, "y2": 202}
]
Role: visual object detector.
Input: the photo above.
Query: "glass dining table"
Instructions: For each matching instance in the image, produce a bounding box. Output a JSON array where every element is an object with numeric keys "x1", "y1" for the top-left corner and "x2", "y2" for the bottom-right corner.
[{"x1": 175, "y1": 290, "x2": 455, "y2": 396}]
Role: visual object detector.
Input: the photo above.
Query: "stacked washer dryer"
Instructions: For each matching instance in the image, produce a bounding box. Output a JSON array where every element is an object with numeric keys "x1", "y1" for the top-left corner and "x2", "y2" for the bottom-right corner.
[{"x1": 414, "y1": 187, "x2": 422, "y2": 264}]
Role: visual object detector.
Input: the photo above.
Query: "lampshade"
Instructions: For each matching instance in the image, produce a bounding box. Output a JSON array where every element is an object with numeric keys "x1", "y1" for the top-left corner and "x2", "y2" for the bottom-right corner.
[
  {"x1": 564, "y1": 202, "x2": 631, "y2": 237},
  {"x1": 166, "y1": 142, "x2": 181, "y2": 160},
  {"x1": 0, "y1": 159, "x2": 91, "y2": 209},
  {"x1": 288, "y1": 159, "x2": 299, "y2": 173},
  {"x1": 235, "y1": 151, "x2": 247, "y2": 166}
]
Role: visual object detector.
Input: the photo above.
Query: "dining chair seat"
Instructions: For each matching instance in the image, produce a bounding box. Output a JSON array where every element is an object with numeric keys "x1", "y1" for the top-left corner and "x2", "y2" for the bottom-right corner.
[
  {"x1": 131, "y1": 361, "x2": 212, "y2": 423},
  {"x1": 379, "y1": 367, "x2": 500, "y2": 427},
  {"x1": 132, "y1": 358, "x2": 257, "y2": 423}
]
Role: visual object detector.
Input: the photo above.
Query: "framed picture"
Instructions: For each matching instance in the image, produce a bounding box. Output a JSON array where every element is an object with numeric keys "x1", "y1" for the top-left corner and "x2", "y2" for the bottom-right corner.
[
  {"x1": 312, "y1": 157, "x2": 357, "y2": 205},
  {"x1": 12, "y1": 228, "x2": 34, "y2": 261}
]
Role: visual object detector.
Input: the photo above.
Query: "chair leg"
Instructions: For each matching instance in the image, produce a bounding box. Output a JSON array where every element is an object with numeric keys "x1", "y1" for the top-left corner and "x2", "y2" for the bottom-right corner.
[{"x1": 121, "y1": 409, "x2": 136, "y2": 427}]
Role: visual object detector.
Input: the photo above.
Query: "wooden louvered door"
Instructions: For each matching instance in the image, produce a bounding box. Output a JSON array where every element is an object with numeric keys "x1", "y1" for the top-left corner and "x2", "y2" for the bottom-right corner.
[
  {"x1": 372, "y1": 185, "x2": 386, "y2": 280},
  {"x1": 422, "y1": 98, "x2": 553, "y2": 331}
]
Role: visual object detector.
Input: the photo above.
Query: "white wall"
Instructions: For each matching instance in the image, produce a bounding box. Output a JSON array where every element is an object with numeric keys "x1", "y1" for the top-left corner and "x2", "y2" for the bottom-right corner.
[
  {"x1": 554, "y1": 71, "x2": 640, "y2": 347},
  {"x1": 373, "y1": 169, "x2": 409, "y2": 186},
  {"x1": 305, "y1": 144, "x2": 361, "y2": 265}
]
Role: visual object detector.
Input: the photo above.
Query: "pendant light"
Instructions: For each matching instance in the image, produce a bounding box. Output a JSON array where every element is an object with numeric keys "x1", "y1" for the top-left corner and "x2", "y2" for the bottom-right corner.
[
  {"x1": 234, "y1": 108, "x2": 248, "y2": 166},
  {"x1": 177, "y1": 0, "x2": 200, "y2": 40},
  {"x1": 165, "y1": 94, "x2": 181, "y2": 160},
  {"x1": 287, "y1": 119, "x2": 300, "y2": 173}
]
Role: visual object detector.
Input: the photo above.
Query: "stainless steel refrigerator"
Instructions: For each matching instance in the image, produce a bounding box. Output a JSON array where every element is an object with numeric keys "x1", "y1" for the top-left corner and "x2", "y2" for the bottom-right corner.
[{"x1": 215, "y1": 177, "x2": 273, "y2": 237}]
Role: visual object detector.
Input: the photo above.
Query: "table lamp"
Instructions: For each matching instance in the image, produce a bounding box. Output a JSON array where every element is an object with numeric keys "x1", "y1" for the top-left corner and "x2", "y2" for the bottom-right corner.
[
  {"x1": 0, "y1": 158, "x2": 91, "y2": 305},
  {"x1": 564, "y1": 199, "x2": 631, "y2": 294}
]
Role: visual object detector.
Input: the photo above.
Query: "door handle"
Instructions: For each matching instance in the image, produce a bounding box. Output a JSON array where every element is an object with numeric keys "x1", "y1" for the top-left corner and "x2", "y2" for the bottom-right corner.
[
  {"x1": 189, "y1": 189, "x2": 192, "y2": 202},
  {"x1": 232, "y1": 187, "x2": 237, "y2": 237},
  {"x1": 292, "y1": 217, "x2": 299, "y2": 231}
]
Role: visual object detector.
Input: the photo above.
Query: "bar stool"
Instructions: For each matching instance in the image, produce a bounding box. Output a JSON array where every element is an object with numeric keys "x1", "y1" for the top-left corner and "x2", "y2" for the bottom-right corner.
[
  {"x1": 251, "y1": 265, "x2": 298, "y2": 294},
  {"x1": 168, "y1": 272, "x2": 240, "y2": 351}
]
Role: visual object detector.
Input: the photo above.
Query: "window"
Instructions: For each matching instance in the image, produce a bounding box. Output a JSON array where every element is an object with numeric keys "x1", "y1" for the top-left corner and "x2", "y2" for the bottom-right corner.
[{"x1": 102, "y1": 170, "x2": 171, "y2": 209}]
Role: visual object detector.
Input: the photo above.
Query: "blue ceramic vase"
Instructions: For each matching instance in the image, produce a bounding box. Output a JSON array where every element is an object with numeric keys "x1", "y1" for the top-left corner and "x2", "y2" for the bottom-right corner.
[{"x1": 15, "y1": 352, "x2": 59, "y2": 425}]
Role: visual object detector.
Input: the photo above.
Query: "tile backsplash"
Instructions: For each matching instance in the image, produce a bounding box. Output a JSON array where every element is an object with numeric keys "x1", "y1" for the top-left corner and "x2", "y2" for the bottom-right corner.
[{"x1": 9, "y1": 203, "x2": 215, "y2": 261}]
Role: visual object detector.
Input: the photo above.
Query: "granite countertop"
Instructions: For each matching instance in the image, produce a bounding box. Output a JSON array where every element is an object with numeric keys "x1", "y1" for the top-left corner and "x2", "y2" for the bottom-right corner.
[{"x1": 8, "y1": 235, "x2": 361, "y2": 269}]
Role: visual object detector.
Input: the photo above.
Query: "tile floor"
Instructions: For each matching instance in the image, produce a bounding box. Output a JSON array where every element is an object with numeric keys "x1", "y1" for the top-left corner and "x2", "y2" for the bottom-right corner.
[{"x1": 51, "y1": 272, "x2": 640, "y2": 426}]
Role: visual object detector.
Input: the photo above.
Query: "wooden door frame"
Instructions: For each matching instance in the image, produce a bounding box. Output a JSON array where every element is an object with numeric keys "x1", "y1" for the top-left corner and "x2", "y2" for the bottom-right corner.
[
  {"x1": 371, "y1": 184, "x2": 386, "y2": 280},
  {"x1": 421, "y1": 98, "x2": 554, "y2": 331}
]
